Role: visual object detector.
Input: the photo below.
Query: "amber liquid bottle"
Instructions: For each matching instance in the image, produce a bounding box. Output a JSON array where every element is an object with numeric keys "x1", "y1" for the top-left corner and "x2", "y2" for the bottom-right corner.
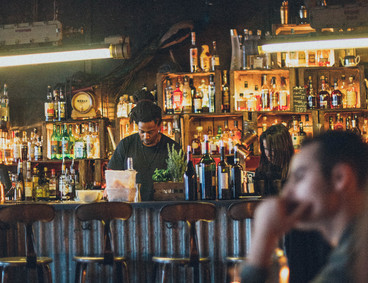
[
  {"x1": 318, "y1": 76, "x2": 330, "y2": 109},
  {"x1": 222, "y1": 70, "x2": 230, "y2": 113}
]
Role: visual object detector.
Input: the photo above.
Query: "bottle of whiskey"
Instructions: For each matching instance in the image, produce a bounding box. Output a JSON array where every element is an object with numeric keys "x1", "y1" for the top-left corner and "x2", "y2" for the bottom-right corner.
[
  {"x1": 173, "y1": 79, "x2": 183, "y2": 114},
  {"x1": 279, "y1": 76, "x2": 288, "y2": 111},
  {"x1": 53, "y1": 89, "x2": 59, "y2": 121},
  {"x1": 331, "y1": 79, "x2": 343, "y2": 109},
  {"x1": 198, "y1": 135, "x2": 216, "y2": 200},
  {"x1": 318, "y1": 76, "x2": 330, "y2": 109},
  {"x1": 200, "y1": 45, "x2": 211, "y2": 72},
  {"x1": 222, "y1": 70, "x2": 230, "y2": 113},
  {"x1": 290, "y1": 119, "x2": 300, "y2": 150},
  {"x1": 182, "y1": 76, "x2": 192, "y2": 114},
  {"x1": 58, "y1": 87, "x2": 66, "y2": 121},
  {"x1": 49, "y1": 168, "x2": 58, "y2": 200},
  {"x1": 351, "y1": 115, "x2": 361, "y2": 137},
  {"x1": 189, "y1": 32, "x2": 199, "y2": 73},
  {"x1": 44, "y1": 86, "x2": 54, "y2": 121},
  {"x1": 24, "y1": 161, "x2": 33, "y2": 201},
  {"x1": 270, "y1": 76, "x2": 279, "y2": 111},
  {"x1": 211, "y1": 41, "x2": 220, "y2": 71},
  {"x1": 346, "y1": 76, "x2": 357, "y2": 108},
  {"x1": 307, "y1": 77, "x2": 318, "y2": 109},
  {"x1": 198, "y1": 79, "x2": 209, "y2": 113}
]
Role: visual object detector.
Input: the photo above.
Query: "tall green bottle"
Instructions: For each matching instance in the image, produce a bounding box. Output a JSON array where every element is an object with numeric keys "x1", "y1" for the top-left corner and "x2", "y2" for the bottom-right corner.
[{"x1": 199, "y1": 135, "x2": 216, "y2": 200}]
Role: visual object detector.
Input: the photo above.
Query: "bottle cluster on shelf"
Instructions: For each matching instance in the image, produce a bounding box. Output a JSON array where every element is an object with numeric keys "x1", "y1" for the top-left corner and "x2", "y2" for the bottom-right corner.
[
  {"x1": 49, "y1": 122, "x2": 100, "y2": 160},
  {"x1": 306, "y1": 74, "x2": 360, "y2": 110},
  {"x1": 190, "y1": 120, "x2": 242, "y2": 156},
  {"x1": 235, "y1": 74, "x2": 290, "y2": 112},
  {"x1": 184, "y1": 135, "x2": 256, "y2": 201},
  {"x1": 0, "y1": 129, "x2": 43, "y2": 165},
  {"x1": 327, "y1": 112, "x2": 367, "y2": 141},
  {"x1": 9, "y1": 159, "x2": 82, "y2": 202},
  {"x1": 116, "y1": 94, "x2": 136, "y2": 118},
  {"x1": 44, "y1": 85, "x2": 67, "y2": 121}
]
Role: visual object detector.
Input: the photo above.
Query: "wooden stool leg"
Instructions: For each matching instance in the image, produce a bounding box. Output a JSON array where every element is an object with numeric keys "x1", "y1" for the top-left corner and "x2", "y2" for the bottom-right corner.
[{"x1": 122, "y1": 261, "x2": 129, "y2": 283}]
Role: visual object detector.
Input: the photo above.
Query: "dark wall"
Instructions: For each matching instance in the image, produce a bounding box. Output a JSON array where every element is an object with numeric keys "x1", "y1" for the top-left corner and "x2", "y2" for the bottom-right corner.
[{"x1": 0, "y1": 0, "x2": 287, "y2": 127}]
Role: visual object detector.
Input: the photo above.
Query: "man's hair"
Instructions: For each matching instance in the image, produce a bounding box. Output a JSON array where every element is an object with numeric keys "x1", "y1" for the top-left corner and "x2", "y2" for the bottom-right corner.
[
  {"x1": 132, "y1": 89, "x2": 155, "y2": 103},
  {"x1": 129, "y1": 100, "x2": 162, "y2": 125},
  {"x1": 303, "y1": 130, "x2": 368, "y2": 188}
]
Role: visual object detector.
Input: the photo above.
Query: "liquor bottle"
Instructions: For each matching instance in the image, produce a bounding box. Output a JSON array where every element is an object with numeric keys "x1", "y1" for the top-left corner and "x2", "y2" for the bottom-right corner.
[
  {"x1": 351, "y1": 115, "x2": 361, "y2": 136},
  {"x1": 230, "y1": 29, "x2": 241, "y2": 71},
  {"x1": 198, "y1": 79, "x2": 209, "y2": 113},
  {"x1": 290, "y1": 119, "x2": 300, "y2": 149},
  {"x1": 28, "y1": 131, "x2": 35, "y2": 161},
  {"x1": 222, "y1": 120, "x2": 231, "y2": 151},
  {"x1": 200, "y1": 45, "x2": 211, "y2": 72},
  {"x1": 182, "y1": 76, "x2": 192, "y2": 114},
  {"x1": 116, "y1": 96, "x2": 125, "y2": 118},
  {"x1": 1, "y1": 83, "x2": 9, "y2": 130},
  {"x1": 33, "y1": 167, "x2": 43, "y2": 201},
  {"x1": 44, "y1": 86, "x2": 54, "y2": 121},
  {"x1": 59, "y1": 160, "x2": 71, "y2": 200},
  {"x1": 279, "y1": 76, "x2": 288, "y2": 110},
  {"x1": 217, "y1": 141, "x2": 231, "y2": 200},
  {"x1": 93, "y1": 123, "x2": 100, "y2": 158},
  {"x1": 165, "y1": 78, "x2": 174, "y2": 114},
  {"x1": 231, "y1": 145, "x2": 244, "y2": 199},
  {"x1": 211, "y1": 41, "x2": 220, "y2": 71},
  {"x1": 86, "y1": 123, "x2": 94, "y2": 159},
  {"x1": 41, "y1": 167, "x2": 50, "y2": 201},
  {"x1": 340, "y1": 75, "x2": 347, "y2": 108},
  {"x1": 191, "y1": 134, "x2": 201, "y2": 155},
  {"x1": 319, "y1": 76, "x2": 330, "y2": 109},
  {"x1": 189, "y1": 32, "x2": 199, "y2": 73},
  {"x1": 329, "y1": 116, "x2": 334, "y2": 130},
  {"x1": 3, "y1": 132, "x2": 13, "y2": 165},
  {"x1": 346, "y1": 76, "x2": 357, "y2": 108},
  {"x1": 24, "y1": 161, "x2": 33, "y2": 201},
  {"x1": 232, "y1": 120, "x2": 242, "y2": 145},
  {"x1": 236, "y1": 93, "x2": 247, "y2": 111},
  {"x1": 34, "y1": 136, "x2": 43, "y2": 161},
  {"x1": 49, "y1": 168, "x2": 58, "y2": 200},
  {"x1": 74, "y1": 124, "x2": 86, "y2": 159},
  {"x1": 192, "y1": 81, "x2": 203, "y2": 114},
  {"x1": 260, "y1": 75, "x2": 270, "y2": 110},
  {"x1": 68, "y1": 124, "x2": 75, "y2": 159},
  {"x1": 242, "y1": 29, "x2": 249, "y2": 70},
  {"x1": 56, "y1": 125, "x2": 62, "y2": 159},
  {"x1": 21, "y1": 131, "x2": 28, "y2": 161},
  {"x1": 331, "y1": 79, "x2": 343, "y2": 109},
  {"x1": 14, "y1": 161, "x2": 24, "y2": 201},
  {"x1": 208, "y1": 74, "x2": 216, "y2": 113},
  {"x1": 13, "y1": 131, "x2": 21, "y2": 162},
  {"x1": 299, "y1": 121, "x2": 307, "y2": 145},
  {"x1": 362, "y1": 119, "x2": 368, "y2": 143},
  {"x1": 69, "y1": 160, "x2": 76, "y2": 200},
  {"x1": 58, "y1": 87, "x2": 66, "y2": 121},
  {"x1": 346, "y1": 115, "x2": 351, "y2": 131},
  {"x1": 184, "y1": 145, "x2": 198, "y2": 201},
  {"x1": 307, "y1": 77, "x2": 318, "y2": 109},
  {"x1": 50, "y1": 124, "x2": 59, "y2": 160},
  {"x1": 173, "y1": 79, "x2": 183, "y2": 114},
  {"x1": 269, "y1": 77, "x2": 279, "y2": 111},
  {"x1": 222, "y1": 70, "x2": 230, "y2": 113},
  {"x1": 53, "y1": 89, "x2": 59, "y2": 121},
  {"x1": 198, "y1": 135, "x2": 216, "y2": 200},
  {"x1": 61, "y1": 124, "x2": 70, "y2": 159}
]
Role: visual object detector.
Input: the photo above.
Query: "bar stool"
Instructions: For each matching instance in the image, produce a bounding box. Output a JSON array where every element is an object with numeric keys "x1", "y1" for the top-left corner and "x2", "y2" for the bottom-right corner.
[
  {"x1": 152, "y1": 202, "x2": 216, "y2": 283},
  {"x1": 0, "y1": 203, "x2": 55, "y2": 283},
  {"x1": 225, "y1": 201, "x2": 259, "y2": 283},
  {"x1": 73, "y1": 202, "x2": 132, "y2": 283}
]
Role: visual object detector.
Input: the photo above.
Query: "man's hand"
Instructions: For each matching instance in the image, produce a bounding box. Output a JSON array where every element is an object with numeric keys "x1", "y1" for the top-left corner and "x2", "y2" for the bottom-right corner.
[{"x1": 246, "y1": 197, "x2": 311, "y2": 268}]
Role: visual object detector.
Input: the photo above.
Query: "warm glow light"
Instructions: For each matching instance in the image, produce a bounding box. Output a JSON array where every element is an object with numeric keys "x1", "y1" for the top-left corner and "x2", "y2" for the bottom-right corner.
[
  {"x1": 279, "y1": 266, "x2": 290, "y2": 283},
  {"x1": 0, "y1": 48, "x2": 113, "y2": 67},
  {"x1": 261, "y1": 37, "x2": 368, "y2": 53}
]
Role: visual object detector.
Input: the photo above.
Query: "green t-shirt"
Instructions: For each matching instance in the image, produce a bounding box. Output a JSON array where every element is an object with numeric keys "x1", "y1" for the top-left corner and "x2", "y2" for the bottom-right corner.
[{"x1": 108, "y1": 133, "x2": 181, "y2": 201}]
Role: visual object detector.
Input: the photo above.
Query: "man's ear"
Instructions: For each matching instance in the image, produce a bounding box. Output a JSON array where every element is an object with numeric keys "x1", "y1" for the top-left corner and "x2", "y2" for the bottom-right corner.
[{"x1": 331, "y1": 163, "x2": 356, "y2": 193}]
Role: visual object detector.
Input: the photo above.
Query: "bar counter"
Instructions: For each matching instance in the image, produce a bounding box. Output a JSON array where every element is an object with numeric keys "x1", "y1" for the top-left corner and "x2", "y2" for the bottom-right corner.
[{"x1": 0, "y1": 199, "x2": 260, "y2": 283}]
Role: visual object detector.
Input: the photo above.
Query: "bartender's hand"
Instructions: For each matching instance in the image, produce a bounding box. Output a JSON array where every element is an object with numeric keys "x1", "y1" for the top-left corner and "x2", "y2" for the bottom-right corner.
[{"x1": 246, "y1": 197, "x2": 311, "y2": 268}]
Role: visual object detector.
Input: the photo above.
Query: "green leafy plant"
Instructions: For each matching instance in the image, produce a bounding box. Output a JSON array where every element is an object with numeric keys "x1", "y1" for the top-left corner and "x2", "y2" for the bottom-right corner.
[
  {"x1": 152, "y1": 168, "x2": 170, "y2": 182},
  {"x1": 166, "y1": 144, "x2": 185, "y2": 182}
]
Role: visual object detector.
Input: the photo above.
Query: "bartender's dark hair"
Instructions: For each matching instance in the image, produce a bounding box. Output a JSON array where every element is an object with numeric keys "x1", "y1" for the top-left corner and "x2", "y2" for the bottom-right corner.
[
  {"x1": 132, "y1": 89, "x2": 155, "y2": 103},
  {"x1": 303, "y1": 130, "x2": 368, "y2": 188},
  {"x1": 129, "y1": 99, "x2": 162, "y2": 125},
  {"x1": 258, "y1": 124, "x2": 294, "y2": 181}
]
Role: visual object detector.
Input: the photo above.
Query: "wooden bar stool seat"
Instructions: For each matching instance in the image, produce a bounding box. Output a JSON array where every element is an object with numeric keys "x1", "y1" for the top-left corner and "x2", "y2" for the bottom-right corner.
[
  {"x1": 224, "y1": 201, "x2": 259, "y2": 283},
  {"x1": 73, "y1": 202, "x2": 132, "y2": 283},
  {"x1": 0, "y1": 204, "x2": 55, "y2": 283},
  {"x1": 152, "y1": 202, "x2": 216, "y2": 283}
]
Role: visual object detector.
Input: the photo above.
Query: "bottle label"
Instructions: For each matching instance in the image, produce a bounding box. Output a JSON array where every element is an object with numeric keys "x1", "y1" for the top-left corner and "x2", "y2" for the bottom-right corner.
[
  {"x1": 279, "y1": 91, "x2": 287, "y2": 107},
  {"x1": 51, "y1": 140, "x2": 58, "y2": 155},
  {"x1": 218, "y1": 172, "x2": 229, "y2": 189},
  {"x1": 25, "y1": 182, "x2": 33, "y2": 197},
  {"x1": 190, "y1": 48, "x2": 198, "y2": 73},
  {"x1": 346, "y1": 90, "x2": 357, "y2": 107},
  {"x1": 193, "y1": 98, "x2": 202, "y2": 112},
  {"x1": 75, "y1": 142, "x2": 85, "y2": 158},
  {"x1": 62, "y1": 140, "x2": 69, "y2": 154},
  {"x1": 44, "y1": 102, "x2": 54, "y2": 119},
  {"x1": 58, "y1": 102, "x2": 66, "y2": 119}
]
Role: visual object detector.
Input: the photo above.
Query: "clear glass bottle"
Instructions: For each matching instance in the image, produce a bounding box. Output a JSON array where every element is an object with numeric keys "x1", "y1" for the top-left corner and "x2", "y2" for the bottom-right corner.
[
  {"x1": 279, "y1": 76, "x2": 288, "y2": 110},
  {"x1": 182, "y1": 76, "x2": 192, "y2": 114},
  {"x1": 74, "y1": 124, "x2": 86, "y2": 159},
  {"x1": 261, "y1": 74, "x2": 270, "y2": 111},
  {"x1": 236, "y1": 93, "x2": 247, "y2": 111},
  {"x1": 346, "y1": 76, "x2": 357, "y2": 108},
  {"x1": 192, "y1": 80, "x2": 202, "y2": 114},
  {"x1": 198, "y1": 79, "x2": 209, "y2": 113},
  {"x1": 189, "y1": 32, "x2": 199, "y2": 73},
  {"x1": 165, "y1": 78, "x2": 174, "y2": 114},
  {"x1": 208, "y1": 74, "x2": 216, "y2": 113},
  {"x1": 200, "y1": 45, "x2": 211, "y2": 72},
  {"x1": 270, "y1": 77, "x2": 279, "y2": 111}
]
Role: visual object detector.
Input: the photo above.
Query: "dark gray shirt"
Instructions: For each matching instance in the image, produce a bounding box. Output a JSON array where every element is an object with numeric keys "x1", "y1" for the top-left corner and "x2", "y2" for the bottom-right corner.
[{"x1": 108, "y1": 133, "x2": 180, "y2": 201}]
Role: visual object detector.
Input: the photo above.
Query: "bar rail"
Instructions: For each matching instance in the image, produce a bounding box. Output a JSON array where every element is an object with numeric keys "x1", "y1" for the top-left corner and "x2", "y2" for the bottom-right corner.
[{"x1": 0, "y1": 199, "x2": 260, "y2": 283}]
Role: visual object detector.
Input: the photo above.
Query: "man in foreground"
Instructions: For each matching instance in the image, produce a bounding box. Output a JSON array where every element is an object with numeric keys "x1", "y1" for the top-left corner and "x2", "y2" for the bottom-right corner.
[{"x1": 241, "y1": 131, "x2": 368, "y2": 283}]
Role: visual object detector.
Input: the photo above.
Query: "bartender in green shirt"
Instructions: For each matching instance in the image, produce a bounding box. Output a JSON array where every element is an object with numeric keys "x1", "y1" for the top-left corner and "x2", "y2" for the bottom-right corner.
[{"x1": 108, "y1": 91, "x2": 181, "y2": 201}]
